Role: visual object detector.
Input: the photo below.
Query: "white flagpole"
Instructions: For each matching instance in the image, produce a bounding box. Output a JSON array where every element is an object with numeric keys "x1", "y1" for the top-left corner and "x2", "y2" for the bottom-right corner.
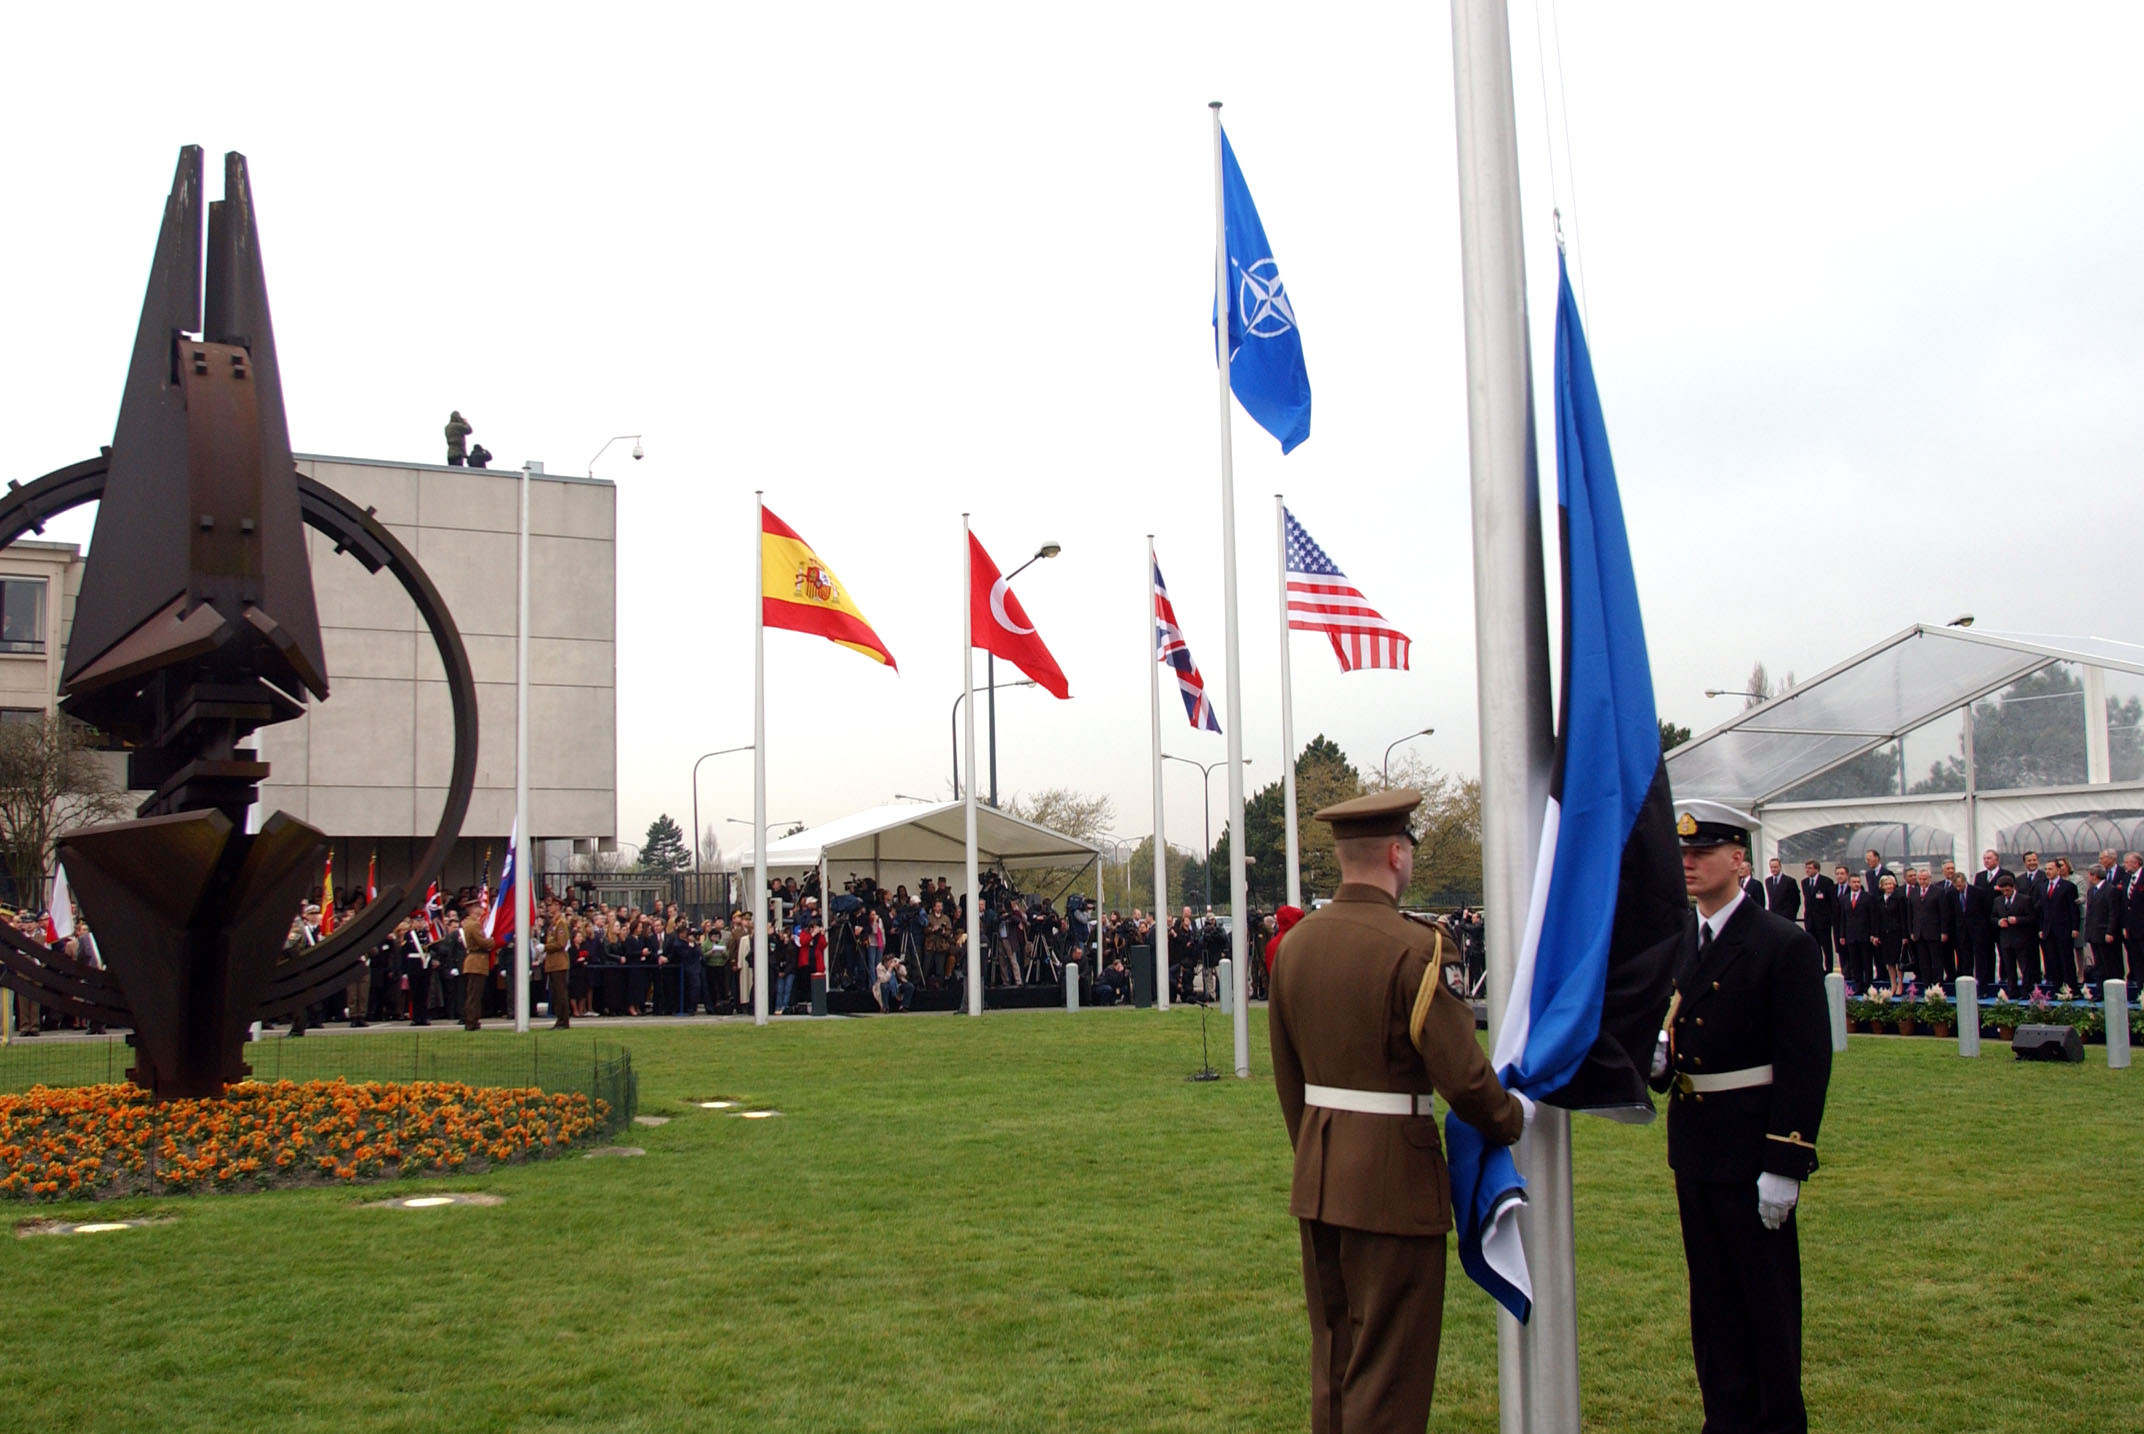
[
  {"x1": 1275, "y1": 494, "x2": 1301, "y2": 908},
  {"x1": 752, "y1": 491, "x2": 770, "y2": 1026},
  {"x1": 963, "y1": 515, "x2": 983, "y2": 1016},
  {"x1": 1147, "y1": 535, "x2": 1170, "y2": 1012},
  {"x1": 1453, "y1": 2, "x2": 1565, "y2": 1429},
  {"x1": 514, "y1": 462, "x2": 533, "y2": 1034},
  {"x1": 1211, "y1": 101, "x2": 1251, "y2": 1079}
]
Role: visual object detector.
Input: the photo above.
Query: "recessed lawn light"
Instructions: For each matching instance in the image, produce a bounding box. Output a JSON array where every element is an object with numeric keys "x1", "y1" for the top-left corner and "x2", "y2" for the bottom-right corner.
[
  {"x1": 739, "y1": 1110, "x2": 781, "y2": 1119},
  {"x1": 698, "y1": 1100, "x2": 737, "y2": 1110},
  {"x1": 71, "y1": 1222, "x2": 133, "y2": 1234},
  {"x1": 402, "y1": 1196, "x2": 456, "y2": 1208}
]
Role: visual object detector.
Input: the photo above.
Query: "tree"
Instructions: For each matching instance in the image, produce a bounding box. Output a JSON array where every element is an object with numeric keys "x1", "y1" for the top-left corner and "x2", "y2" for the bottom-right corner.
[
  {"x1": 1006, "y1": 787, "x2": 1116, "y2": 845},
  {"x1": 1659, "y1": 719, "x2": 1692, "y2": 754},
  {"x1": 0, "y1": 714, "x2": 130, "y2": 907},
  {"x1": 1909, "y1": 667, "x2": 2140, "y2": 792},
  {"x1": 1111, "y1": 834, "x2": 1198, "y2": 917},
  {"x1": 641, "y1": 813, "x2": 690, "y2": 872},
  {"x1": 698, "y1": 824, "x2": 723, "y2": 870},
  {"x1": 1213, "y1": 733, "x2": 1364, "y2": 908},
  {"x1": 1374, "y1": 754, "x2": 1483, "y2": 908}
]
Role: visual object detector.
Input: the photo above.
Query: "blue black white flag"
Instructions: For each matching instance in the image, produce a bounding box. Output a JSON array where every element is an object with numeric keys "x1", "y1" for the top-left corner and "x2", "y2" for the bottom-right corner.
[
  {"x1": 1215, "y1": 128, "x2": 1312, "y2": 453},
  {"x1": 1444, "y1": 254, "x2": 1684, "y2": 1323}
]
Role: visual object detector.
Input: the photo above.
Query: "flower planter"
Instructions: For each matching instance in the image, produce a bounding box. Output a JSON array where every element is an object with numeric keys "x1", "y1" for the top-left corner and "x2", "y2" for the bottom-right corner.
[
  {"x1": 1931, "y1": 1022, "x2": 1953, "y2": 1039},
  {"x1": 1894, "y1": 1018, "x2": 1917, "y2": 1036},
  {"x1": 1994, "y1": 1025, "x2": 2014, "y2": 1042}
]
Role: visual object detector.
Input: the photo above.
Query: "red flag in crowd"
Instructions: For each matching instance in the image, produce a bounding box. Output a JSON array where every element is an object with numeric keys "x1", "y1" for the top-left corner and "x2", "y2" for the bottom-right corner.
[
  {"x1": 968, "y1": 532, "x2": 1069, "y2": 699},
  {"x1": 365, "y1": 851, "x2": 378, "y2": 906},
  {"x1": 320, "y1": 852, "x2": 336, "y2": 936}
]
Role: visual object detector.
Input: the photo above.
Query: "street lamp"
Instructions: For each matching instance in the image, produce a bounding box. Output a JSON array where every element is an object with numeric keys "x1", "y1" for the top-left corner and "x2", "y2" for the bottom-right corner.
[
  {"x1": 952, "y1": 680, "x2": 1038, "y2": 798},
  {"x1": 1163, "y1": 753, "x2": 1251, "y2": 910},
  {"x1": 1703, "y1": 689, "x2": 1763, "y2": 700},
  {"x1": 1382, "y1": 726, "x2": 1436, "y2": 782},
  {"x1": 986, "y1": 541, "x2": 1062, "y2": 807},
  {"x1": 587, "y1": 434, "x2": 644, "y2": 472},
  {"x1": 893, "y1": 793, "x2": 935, "y2": 804},
  {"x1": 691, "y1": 745, "x2": 752, "y2": 908}
]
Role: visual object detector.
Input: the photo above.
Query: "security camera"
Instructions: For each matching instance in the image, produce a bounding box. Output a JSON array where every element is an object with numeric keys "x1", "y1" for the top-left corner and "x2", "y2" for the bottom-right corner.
[{"x1": 631, "y1": 439, "x2": 645, "y2": 460}]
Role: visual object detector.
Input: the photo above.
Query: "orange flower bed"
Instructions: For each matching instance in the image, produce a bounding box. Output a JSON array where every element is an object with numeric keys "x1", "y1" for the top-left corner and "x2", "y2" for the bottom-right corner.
[{"x1": 0, "y1": 1079, "x2": 609, "y2": 1202}]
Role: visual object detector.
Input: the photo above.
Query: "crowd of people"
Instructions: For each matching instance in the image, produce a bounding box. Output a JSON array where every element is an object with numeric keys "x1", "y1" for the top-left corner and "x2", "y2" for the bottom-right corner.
[{"x1": 1749, "y1": 846, "x2": 2144, "y2": 999}]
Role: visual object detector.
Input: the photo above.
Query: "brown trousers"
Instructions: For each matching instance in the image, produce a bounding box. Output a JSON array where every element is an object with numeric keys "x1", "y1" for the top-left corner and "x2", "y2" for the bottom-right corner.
[
  {"x1": 463, "y1": 972, "x2": 486, "y2": 1028},
  {"x1": 1300, "y1": 1219, "x2": 1447, "y2": 1434},
  {"x1": 547, "y1": 969, "x2": 570, "y2": 1024}
]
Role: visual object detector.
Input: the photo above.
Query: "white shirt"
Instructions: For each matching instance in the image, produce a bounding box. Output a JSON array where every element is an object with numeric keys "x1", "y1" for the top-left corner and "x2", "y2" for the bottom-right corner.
[{"x1": 1697, "y1": 886, "x2": 1748, "y2": 946}]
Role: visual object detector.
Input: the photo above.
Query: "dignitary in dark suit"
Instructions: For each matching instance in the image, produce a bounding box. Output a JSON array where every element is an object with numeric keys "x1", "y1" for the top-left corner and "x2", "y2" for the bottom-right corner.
[
  {"x1": 1961, "y1": 855, "x2": 2000, "y2": 989},
  {"x1": 1834, "y1": 874, "x2": 1874, "y2": 990},
  {"x1": 1993, "y1": 874, "x2": 2038, "y2": 991},
  {"x1": 1799, "y1": 862, "x2": 1836, "y2": 973},
  {"x1": 1872, "y1": 873, "x2": 1908, "y2": 992},
  {"x1": 1269, "y1": 789, "x2": 1529, "y2": 1434},
  {"x1": 2121, "y1": 852, "x2": 2144, "y2": 986},
  {"x1": 2039, "y1": 859, "x2": 2080, "y2": 990},
  {"x1": 1764, "y1": 859, "x2": 1801, "y2": 923},
  {"x1": 1909, "y1": 868, "x2": 1957, "y2": 986},
  {"x1": 1741, "y1": 859, "x2": 1766, "y2": 912},
  {"x1": 2083, "y1": 864, "x2": 2121, "y2": 993},
  {"x1": 1651, "y1": 800, "x2": 1830, "y2": 1434}
]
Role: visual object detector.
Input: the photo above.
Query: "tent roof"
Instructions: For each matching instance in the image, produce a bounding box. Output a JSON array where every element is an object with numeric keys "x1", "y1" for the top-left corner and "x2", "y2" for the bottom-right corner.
[
  {"x1": 725, "y1": 800, "x2": 1099, "y2": 874},
  {"x1": 1665, "y1": 624, "x2": 2144, "y2": 807}
]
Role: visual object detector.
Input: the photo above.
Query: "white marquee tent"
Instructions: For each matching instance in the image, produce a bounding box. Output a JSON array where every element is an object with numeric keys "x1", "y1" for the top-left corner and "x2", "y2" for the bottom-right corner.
[
  {"x1": 1666, "y1": 624, "x2": 2144, "y2": 866},
  {"x1": 723, "y1": 800, "x2": 1099, "y2": 896}
]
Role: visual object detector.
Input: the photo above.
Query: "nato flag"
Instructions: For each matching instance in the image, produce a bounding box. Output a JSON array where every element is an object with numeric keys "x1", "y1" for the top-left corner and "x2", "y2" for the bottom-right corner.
[
  {"x1": 1215, "y1": 128, "x2": 1312, "y2": 453},
  {"x1": 1444, "y1": 252, "x2": 1684, "y2": 1323}
]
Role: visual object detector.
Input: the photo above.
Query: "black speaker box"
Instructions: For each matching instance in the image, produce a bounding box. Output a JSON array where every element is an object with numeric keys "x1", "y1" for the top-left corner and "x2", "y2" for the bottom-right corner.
[
  {"x1": 2012, "y1": 1024, "x2": 2084, "y2": 1063},
  {"x1": 1130, "y1": 944, "x2": 1155, "y2": 1008}
]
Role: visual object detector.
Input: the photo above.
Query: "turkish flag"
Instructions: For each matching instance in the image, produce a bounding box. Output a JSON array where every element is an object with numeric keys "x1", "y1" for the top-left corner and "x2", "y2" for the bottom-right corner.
[{"x1": 969, "y1": 533, "x2": 1070, "y2": 699}]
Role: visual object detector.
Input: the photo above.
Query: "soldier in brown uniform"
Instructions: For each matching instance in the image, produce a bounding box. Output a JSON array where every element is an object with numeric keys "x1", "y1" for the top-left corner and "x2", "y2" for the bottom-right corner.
[
  {"x1": 460, "y1": 909, "x2": 494, "y2": 1031},
  {"x1": 543, "y1": 901, "x2": 572, "y2": 1029},
  {"x1": 1270, "y1": 789, "x2": 1532, "y2": 1434}
]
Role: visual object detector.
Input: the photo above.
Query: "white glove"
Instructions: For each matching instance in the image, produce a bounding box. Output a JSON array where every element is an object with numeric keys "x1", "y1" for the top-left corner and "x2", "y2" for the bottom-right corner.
[
  {"x1": 1650, "y1": 1031, "x2": 1669, "y2": 1080},
  {"x1": 1514, "y1": 1092, "x2": 1537, "y2": 1132},
  {"x1": 1756, "y1": 1172, "x2": 1800, "y2": 1231}
]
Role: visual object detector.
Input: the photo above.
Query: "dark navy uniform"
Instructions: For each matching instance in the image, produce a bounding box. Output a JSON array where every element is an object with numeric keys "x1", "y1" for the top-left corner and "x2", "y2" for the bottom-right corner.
[{"x1": 1653, "y1": 804, "x2": 1831, "y2": 1434}]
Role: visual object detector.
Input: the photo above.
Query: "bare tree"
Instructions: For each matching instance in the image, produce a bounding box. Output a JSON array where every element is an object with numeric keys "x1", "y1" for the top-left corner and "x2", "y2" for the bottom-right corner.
[
  {"x1": 0, "y1": 714, "x2": 130, "y2": 906},
  {"x1": 1006, "y1": 787, "x2": 1116, "y2": 844}
]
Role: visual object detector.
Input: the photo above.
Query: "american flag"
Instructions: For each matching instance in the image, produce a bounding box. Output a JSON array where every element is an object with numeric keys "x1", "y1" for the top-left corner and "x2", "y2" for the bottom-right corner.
[
  {"x1": 1153, "y1": 555, "x2": 1220, "y2": 733},
  {"x1": 1283, "y1": 508, "x2": 1412, "y2": 671}
]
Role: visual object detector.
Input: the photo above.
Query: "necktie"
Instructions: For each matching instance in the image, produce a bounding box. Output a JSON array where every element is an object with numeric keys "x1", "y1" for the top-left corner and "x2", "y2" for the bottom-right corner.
[{"x1": 1699, "y1": 922, "x2": 1713, "y2": 953}]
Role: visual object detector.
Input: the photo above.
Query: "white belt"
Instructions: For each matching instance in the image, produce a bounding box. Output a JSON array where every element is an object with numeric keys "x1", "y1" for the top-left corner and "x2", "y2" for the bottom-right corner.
[
  {"x1": 1303, "y1": 1083, "x2": 1435, "y2": 1116},
  {"x1": 1675, "y1": 1064, "x2": 1773, "y2": 1094}
]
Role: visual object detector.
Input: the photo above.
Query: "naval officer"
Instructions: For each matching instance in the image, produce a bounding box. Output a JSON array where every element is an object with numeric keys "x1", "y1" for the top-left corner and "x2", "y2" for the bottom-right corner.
[
  {"x1": 1651, "y1": 799, "x2": 1830, "y2": 1434},
  {"x1": 1270, "y1": 789, "x2": 1531, "y2": 1434}
]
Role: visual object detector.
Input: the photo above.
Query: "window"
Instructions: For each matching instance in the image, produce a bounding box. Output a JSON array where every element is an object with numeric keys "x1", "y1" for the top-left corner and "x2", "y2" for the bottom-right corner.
[
  {"x1": 0, "y1": 579, "x2": 45, "y2": 654},
  {"x1": 0, "y1": 707, "x2": 41, "y2": 724}
]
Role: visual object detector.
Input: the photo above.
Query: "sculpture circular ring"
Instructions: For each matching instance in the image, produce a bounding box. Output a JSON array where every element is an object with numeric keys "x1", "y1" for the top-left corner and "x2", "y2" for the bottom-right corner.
[{"x1": 0, "y1": 455, "x2": 481, "y2": 1015}]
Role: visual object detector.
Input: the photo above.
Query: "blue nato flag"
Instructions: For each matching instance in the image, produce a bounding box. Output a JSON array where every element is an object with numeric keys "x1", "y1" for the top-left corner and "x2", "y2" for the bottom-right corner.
[
  {"x1": 1215, "y1": 128, "x2": 1312, "y2": 453},
  {"x1": 1444, "y1": 252, "x2": 1684, "y2": 1322}
]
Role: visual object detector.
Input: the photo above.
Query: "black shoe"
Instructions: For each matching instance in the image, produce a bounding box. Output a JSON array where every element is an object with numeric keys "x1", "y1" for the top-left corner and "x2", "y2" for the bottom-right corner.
[
  {"x1": 350, "y1": 1019, "x2": 369, "y2": 1028},
  {"x1": 551, "y1": 1019, "x2": 570, "y2": 1030}
]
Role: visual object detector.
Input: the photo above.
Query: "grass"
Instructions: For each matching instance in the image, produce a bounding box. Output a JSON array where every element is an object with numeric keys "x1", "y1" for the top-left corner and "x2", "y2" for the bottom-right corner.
[{"x1": 2, "y1": 1012, "x2": 2139, "y2": 1432}]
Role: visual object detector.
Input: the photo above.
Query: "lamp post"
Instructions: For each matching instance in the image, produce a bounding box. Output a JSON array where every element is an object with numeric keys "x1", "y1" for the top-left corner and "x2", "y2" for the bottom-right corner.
[
  {"x1": 1382, "y1": 727, "x2": 1436, "y2": 783},
  {"x1": 691, "y1": 745, "x2": 752, "y2": 913},
  {"x1": 1703, "y1": 688, "x2": 1763, "y2": 701},
  {"x1": 952, "y1": 680, "x2": 1038, "y2": 798},
  {"x1": 1163, "y1": 754, "x2": 1251, "y2": 911},
  {"x1": 986, "y1": 541, "x2": 1061, "y2": 807}
]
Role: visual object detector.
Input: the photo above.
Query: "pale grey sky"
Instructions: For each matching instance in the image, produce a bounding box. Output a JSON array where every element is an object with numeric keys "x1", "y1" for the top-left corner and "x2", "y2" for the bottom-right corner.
[{"x1": 6, "y1": 3, "x2": 2140, "y2": 856}]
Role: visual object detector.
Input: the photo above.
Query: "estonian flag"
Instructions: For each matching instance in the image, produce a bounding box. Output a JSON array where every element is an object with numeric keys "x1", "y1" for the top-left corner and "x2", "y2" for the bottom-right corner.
[{"x1": 1444, "y1": 253, "x2": 1685, "y2": 1323}]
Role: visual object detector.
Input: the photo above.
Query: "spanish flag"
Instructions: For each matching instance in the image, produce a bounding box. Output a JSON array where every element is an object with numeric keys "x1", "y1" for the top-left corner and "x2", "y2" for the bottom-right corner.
[
  {"x1": 320, "y1": 851, "x2": 336, "y2": 936},
  {"x1": 761, "y1": 506, "x2": 897, "y2": 669}
]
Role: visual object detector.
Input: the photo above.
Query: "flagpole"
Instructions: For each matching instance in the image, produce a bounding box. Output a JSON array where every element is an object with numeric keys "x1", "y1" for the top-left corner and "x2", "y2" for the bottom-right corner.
[
  {"x1": 1210, "y1": 101, "x2": 1251, "y2": 1079},
  {"x1": 963, "y1": 514, "x2": 983, "y2": 1016},
  {"x1": 752, "y1": 490, "x2": 770, "y2": 1026},
  {"x1": 1275, "y1": 495, "x2": 1300, "y2": 908},
  {"x1": 1453, "y1": 3, "x2": 1566, "y2": 1430},
  {"x1": 1147, "y1": 535, "x2": 1170, "y2": 1012},
  {"x1": 514, "y1": 461, "x2": 533, "y2": 1034}
]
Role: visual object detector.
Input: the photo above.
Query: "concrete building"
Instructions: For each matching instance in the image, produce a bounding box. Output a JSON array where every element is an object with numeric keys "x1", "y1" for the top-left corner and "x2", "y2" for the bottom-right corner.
[{"x1": 0, "y1": 455, "x2": 618, "y2": 903}]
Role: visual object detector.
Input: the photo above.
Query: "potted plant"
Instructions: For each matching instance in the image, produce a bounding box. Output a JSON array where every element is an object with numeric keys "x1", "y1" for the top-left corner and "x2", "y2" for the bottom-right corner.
[
  {"x1": 1986, "y1": 996, "x2": 2025, "y2": 1042},
  {"x1": 1893, "y1": 998, "x2": 1919, "y2": 1037},
  {"x1": 1921, "y1": 986, "x2": 1954, "y2": 1039}
]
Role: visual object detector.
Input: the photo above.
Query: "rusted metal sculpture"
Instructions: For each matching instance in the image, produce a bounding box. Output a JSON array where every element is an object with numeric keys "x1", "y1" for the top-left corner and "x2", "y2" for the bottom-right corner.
[{"x1": 0, "y1": 148, "x2": 480, "y2": 1098}]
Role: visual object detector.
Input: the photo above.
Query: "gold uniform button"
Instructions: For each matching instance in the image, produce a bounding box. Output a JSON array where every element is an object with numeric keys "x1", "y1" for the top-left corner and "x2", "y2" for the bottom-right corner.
[
  {"x1": 1692, "y1": 1057, "x2": 1702, "y2": 1066},
  {"x1": 1712, "y1": 981, "x2": 1720, "y2": 991},
  {"x1": 1695, "y1": 1017, "x2": 1704, "y2": 1026},
  {"x1": 1694, "y1": 1093, "x2": 1705, "y2": 1103}
]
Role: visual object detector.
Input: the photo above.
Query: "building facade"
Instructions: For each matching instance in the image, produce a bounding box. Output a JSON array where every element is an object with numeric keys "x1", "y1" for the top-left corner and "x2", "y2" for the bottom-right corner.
[{"x1": 0, "y1": 455, "x2": 618, "y2": 906}]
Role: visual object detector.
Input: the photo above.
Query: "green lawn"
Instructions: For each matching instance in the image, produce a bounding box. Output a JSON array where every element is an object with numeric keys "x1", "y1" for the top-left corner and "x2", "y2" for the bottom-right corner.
[{"x1": 2, "y1": 1012, "x2": 2139, "y2": 1432}]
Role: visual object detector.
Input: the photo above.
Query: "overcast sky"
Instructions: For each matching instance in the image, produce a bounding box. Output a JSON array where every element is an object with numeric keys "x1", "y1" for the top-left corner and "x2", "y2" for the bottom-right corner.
[{"x1": 8, "y1": 3, "x2": 2141, "y2": 857}]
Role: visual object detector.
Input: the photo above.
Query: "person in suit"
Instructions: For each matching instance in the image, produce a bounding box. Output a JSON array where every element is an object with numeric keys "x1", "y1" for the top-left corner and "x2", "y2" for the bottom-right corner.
[
  {"x1": 1861, "y1": 849, "x2": 1887, "y2": 897},
  {"x1": 1764, "y1": 859, "x2": 1801, "y2": 924},
  {"x1": 2122, "y1": 852, "x2": 2144, "y2": 988},
  {"x1": 2040, "y1": 859, "x2": 2080, "y2": 990},
  {"x1": 1968, "y1": 850, "x2": 2008, "y2": 990},
  {"x1": 1900, "y1": 870, "x2": 1930, "y2": 984},
  {"x1": 1993, "y1": 874, "x2": 2039, "y2": 991},
  {"x1": 1799, "y1": 861, "x2": 1836, "y2": 973},
  {"x1": 1910, "y1": 868, "x2": 1957, "y2": 986},
  {"x1": 1650, "y1": 800, "x2": 1830, "y2": 1434},
  {"x1": 1834, "y1": 873, "x2": 1874, "y2": 990},
  {"x1": 1872, "y1": 873, "x2": 1908, "y2": 992},
  {"x1": 1739, "y1": 858, "x2": 1766, "y2": 912},
  {"x1": 1269, "y1": 789, "x2": 1529, "y2": 1434},
  {"x1": 2083, "y1": 864, "x2": 2121, "y2": 994}
]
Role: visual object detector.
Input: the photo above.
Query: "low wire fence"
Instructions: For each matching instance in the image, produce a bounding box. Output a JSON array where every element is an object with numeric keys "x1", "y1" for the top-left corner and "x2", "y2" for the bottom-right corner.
[{"x1": 0, "y1": 1032, "x2": 637, "y2": 1136}]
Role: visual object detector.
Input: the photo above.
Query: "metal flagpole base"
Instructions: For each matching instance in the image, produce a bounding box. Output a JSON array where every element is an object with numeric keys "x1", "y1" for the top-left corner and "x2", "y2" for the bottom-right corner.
[
  {"x1": 1955, "y1": 976, "x2": 1980, "y2": 1057},
  {"x1": 1824, "y1": 971, "x2": 1848, "y2": 1052}
]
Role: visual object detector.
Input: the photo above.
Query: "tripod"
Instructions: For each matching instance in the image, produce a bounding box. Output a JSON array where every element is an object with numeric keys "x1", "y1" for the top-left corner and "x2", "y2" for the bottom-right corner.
[{"x1": 1188, "y1": 994, "x2": 1220, "y2": 1082}]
